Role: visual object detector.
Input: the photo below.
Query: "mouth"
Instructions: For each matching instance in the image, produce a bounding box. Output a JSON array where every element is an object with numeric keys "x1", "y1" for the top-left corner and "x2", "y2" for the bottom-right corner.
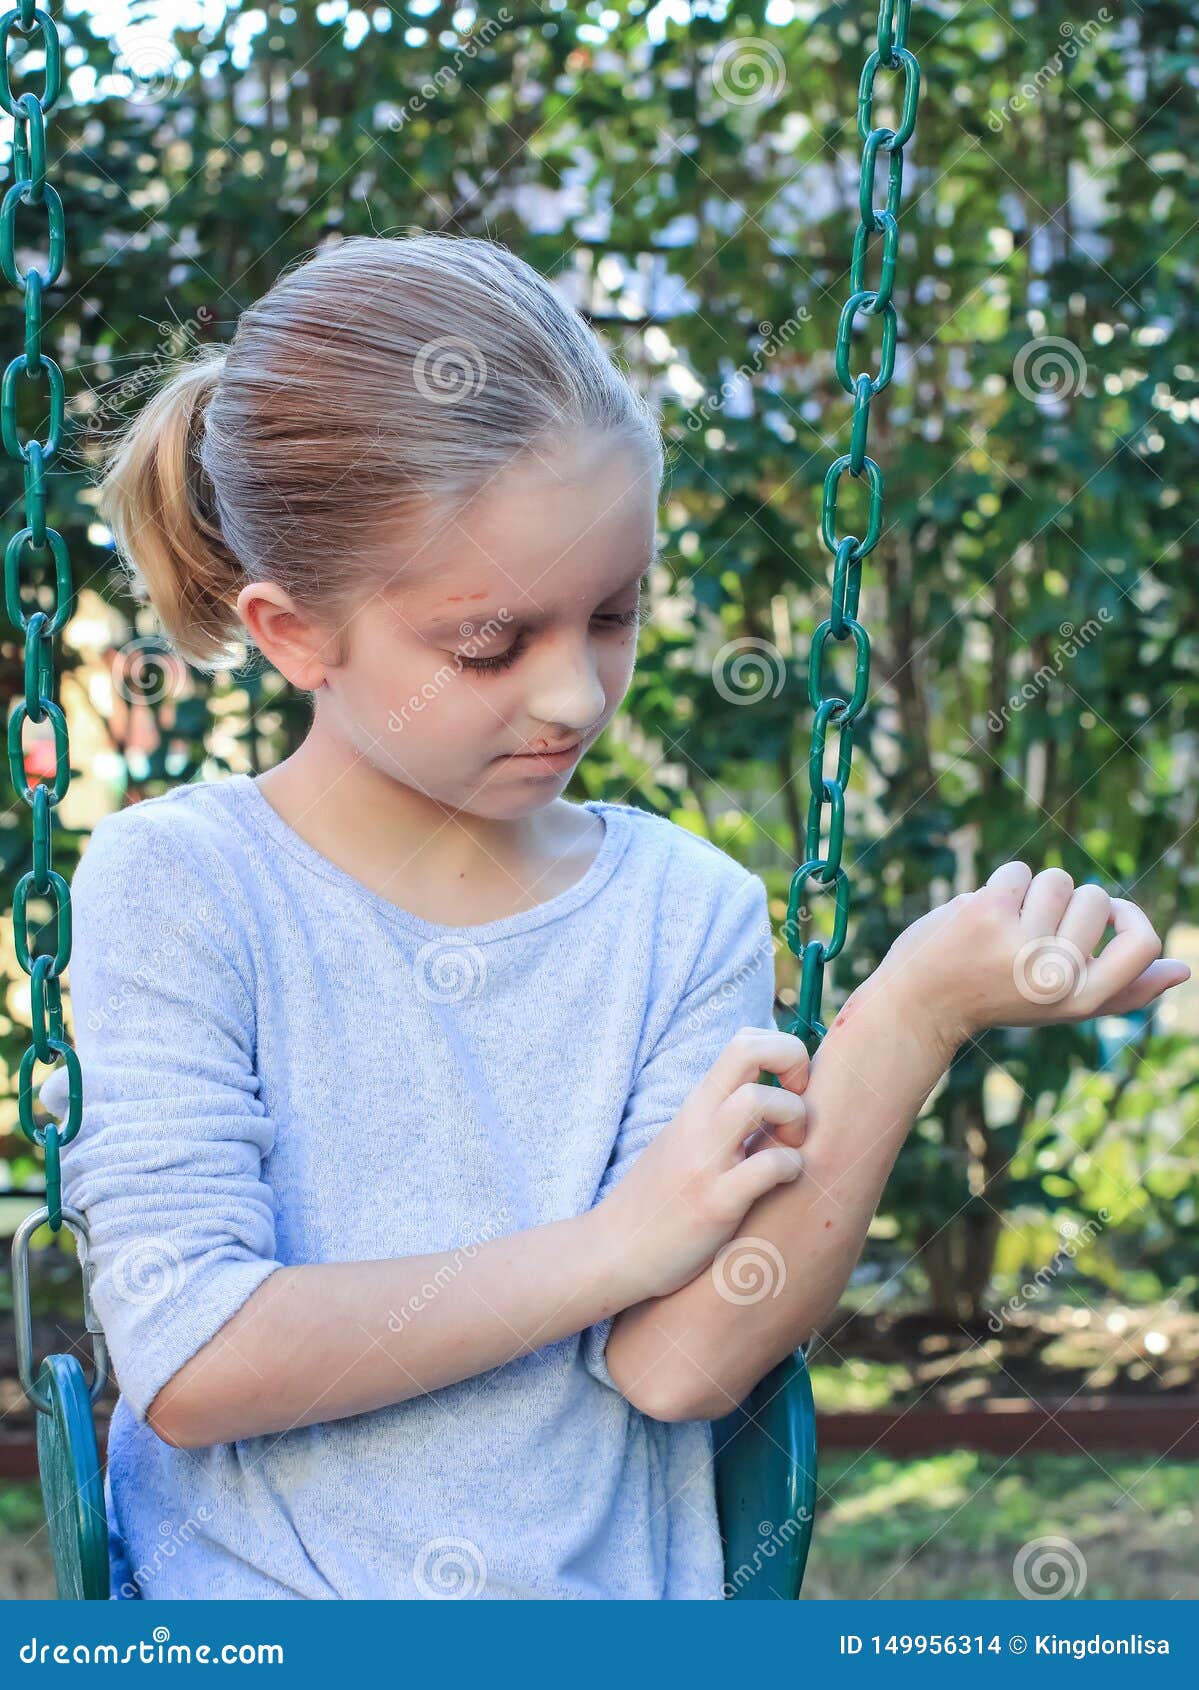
[{"x1": 498, "y1": 739, "x2": 585, "y2": 769}]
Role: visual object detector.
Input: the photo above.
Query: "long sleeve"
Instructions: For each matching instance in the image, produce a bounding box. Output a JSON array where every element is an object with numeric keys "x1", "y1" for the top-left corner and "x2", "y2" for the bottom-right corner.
[
  {"x1": 36, "y1": 806, "x2": 284, "y2": 1426},
  {"x1": 580, "y1": 868, "x2": 777, "y2": 1391}
]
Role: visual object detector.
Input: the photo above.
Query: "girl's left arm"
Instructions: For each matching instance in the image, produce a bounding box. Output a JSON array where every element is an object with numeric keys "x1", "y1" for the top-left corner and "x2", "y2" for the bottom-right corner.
[{"x1": 603, "y1": 971, "x2": 951, "y2": 1420}]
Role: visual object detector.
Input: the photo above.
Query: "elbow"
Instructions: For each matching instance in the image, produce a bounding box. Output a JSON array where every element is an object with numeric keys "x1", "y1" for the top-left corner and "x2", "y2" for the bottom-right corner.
[
  {"x1": 609, "y1": 1349, "x2": 750, "y2": 1424},
  {"x1": 145, "y1": 1379, "x2": 218, "y2": 1451},
  {"x1": 145, "y1": 1398, "x2": 186, "y2": 1449}
]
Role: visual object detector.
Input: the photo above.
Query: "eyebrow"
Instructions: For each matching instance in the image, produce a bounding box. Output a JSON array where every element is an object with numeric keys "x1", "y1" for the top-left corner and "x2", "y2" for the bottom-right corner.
[{"x1": 421, "y1": 551, "x2": 659, "y2": 638}]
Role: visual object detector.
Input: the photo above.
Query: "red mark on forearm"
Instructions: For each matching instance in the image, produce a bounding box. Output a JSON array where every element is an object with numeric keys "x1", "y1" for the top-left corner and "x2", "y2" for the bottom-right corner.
[{"x1": 832, "y1": 994, "x2": 856, "y2": 1031}]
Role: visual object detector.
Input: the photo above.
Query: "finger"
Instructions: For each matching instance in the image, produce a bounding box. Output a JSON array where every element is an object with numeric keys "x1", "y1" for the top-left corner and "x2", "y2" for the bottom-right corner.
[
  {"x1": 985, "y1": 861, "x2": 1033, "y2": 902},
  {"x1": 1057, "y1": 882, "x2": 1112, "y2": 958},
  {"x1": 717, "y1": 1083, "x2": 806, "y2": 1161},
  {"x1": 744, "y1": 1107, "x2": 808, "y2": 1154},
  {"x1": 694, "y1": 1028, "x2": 809, "y2": 1115},
  {"x1": 1019, "y1": 866, "x2": 1074, "y2": 933},
  {"x1": 719, "y1": 1145, "x2": 804, "y2": 1214},
  {"x1": 1082, "y1": 897, "x2": 1163, "y2": 1008},
  {"x1": 1092, "y1": 957, "x2": 1190, "y2": 1017}
]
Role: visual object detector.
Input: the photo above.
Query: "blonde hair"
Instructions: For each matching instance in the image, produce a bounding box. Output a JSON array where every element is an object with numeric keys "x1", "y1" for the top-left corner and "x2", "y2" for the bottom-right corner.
[{"x1": 97, "y1": 233, "x2": 664, "y2": 673}]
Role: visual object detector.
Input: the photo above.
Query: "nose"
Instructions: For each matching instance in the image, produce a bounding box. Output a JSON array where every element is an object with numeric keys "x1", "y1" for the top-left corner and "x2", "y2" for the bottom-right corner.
[{"x1": 521, "y1": 630, "x2": 608, "y2": 739}]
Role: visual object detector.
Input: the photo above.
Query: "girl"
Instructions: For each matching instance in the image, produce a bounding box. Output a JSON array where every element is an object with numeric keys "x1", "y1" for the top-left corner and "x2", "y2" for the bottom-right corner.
[{"x1": 38, "y1": 233, "x2": 1187, "y2": 1601}]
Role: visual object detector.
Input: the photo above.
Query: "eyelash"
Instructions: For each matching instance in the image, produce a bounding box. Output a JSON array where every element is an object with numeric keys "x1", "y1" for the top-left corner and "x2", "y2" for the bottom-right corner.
[{"x1": 457, "y1": 606, "x2": 643, "y2": 675}]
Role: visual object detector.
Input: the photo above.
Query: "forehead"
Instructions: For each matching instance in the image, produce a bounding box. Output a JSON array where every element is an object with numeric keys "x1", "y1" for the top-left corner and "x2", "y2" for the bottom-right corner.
[{"x1": 397, "y1": 441, "x2": 659, "y2": 629}]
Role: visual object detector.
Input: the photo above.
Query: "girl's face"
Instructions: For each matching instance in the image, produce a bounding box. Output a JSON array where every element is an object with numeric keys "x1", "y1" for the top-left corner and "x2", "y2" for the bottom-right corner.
[{"x1": 320, "y1": 436, "x2": 659, "y2": 818}]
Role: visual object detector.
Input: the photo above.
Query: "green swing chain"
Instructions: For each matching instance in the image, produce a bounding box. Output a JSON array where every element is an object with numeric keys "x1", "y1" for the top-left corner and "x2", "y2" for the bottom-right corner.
[
  {"x1": 783, "y1": 0, "x2": 920, "y2": 1054},
  {"x1": 1, "y1": 0, "x2": 80, "y2": 1238}
]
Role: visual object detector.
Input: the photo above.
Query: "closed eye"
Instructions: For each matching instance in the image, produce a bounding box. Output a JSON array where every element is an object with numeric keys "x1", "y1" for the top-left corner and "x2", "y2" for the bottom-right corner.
[{"x1": 456, "y1": 601, "x2": 643, "y2": 675}]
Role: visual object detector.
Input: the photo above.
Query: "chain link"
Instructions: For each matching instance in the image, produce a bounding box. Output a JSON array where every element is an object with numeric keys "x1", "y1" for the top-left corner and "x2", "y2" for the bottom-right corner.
[
  {"x1": 783, "y1": 0, "x2": 920, "y2": 1053},
  {"x1": 2, "y1": 3, "x2": 80, "y2": 1231}
]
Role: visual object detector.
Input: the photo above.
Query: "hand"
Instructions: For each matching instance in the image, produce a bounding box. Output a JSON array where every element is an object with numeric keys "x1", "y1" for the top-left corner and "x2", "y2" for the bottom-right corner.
[
  {"x1": 874, "y1": 862, "x2": 1190, "y2": 1050},
  {"x1": 596, "y1": 1027, "x2": 810, "y2": 1303}
]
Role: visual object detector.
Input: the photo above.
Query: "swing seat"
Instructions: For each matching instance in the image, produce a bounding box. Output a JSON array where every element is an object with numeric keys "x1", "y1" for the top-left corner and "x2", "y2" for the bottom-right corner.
[
  {"x1": 713, "y1": 1346, "x2": 817, "y2": 1599},
  {"x1": 33, "y1": 1353, "x2": 109, "y2": 1600},
  {"x1": 11, "y1": 1204, "x2": 111, "y2": 1600}
]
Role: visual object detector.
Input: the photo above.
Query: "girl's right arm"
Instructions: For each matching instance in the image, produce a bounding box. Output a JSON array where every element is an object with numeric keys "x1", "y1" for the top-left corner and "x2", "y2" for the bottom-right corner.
[{"x1": 149, "y1": 1030, "x2": 809, "y2": 1447}]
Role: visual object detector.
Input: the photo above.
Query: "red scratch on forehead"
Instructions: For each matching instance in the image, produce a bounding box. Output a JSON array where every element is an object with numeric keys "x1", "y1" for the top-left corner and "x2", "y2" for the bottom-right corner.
[{"x1": 441, "y1": 592, "x2": 489, "y2": 603}]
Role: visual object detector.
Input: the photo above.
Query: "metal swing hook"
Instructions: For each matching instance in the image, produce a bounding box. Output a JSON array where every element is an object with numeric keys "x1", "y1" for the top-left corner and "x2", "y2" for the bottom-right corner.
[{"x1": 11, "y1": 1203, "x2": 110, "y2": 1415}]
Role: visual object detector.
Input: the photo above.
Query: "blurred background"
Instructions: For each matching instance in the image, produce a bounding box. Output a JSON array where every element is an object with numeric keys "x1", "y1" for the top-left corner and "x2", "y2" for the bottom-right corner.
[{"x1": 1, "y1": 0, "x2": 1196, "y2": 1599}]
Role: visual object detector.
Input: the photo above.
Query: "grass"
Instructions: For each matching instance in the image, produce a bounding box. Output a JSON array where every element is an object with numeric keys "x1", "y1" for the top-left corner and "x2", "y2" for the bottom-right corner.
[{"x1": 802, "y1": 1451, "x2": 1199, "y2": 1600}]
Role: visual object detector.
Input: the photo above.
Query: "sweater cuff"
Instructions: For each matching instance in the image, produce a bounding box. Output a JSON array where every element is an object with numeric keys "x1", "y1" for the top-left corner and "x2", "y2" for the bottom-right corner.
[{"x1": 578, "y1": 1312, "x2": 620, "y2": 1393}]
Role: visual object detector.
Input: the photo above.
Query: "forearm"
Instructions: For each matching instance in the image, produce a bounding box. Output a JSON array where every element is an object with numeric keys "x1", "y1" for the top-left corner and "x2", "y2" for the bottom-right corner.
[
  {"x1": 605, "y1": 976, "x2": 956, "y2": 1420},
  {"x1": 149, "y1": 1207, "x2": 626, "y2": 1447}
]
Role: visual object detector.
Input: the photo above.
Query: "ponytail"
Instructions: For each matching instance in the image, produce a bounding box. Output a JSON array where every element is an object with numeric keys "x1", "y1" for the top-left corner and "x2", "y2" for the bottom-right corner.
[{"x1": 98, "y1": 349, "x2": 249, "y2": 671}]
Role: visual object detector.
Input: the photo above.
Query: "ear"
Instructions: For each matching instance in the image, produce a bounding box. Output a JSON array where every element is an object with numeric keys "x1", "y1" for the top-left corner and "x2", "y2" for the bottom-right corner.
[{"x1": 235, "y1": 581, "x2": 333, "y2": 689}]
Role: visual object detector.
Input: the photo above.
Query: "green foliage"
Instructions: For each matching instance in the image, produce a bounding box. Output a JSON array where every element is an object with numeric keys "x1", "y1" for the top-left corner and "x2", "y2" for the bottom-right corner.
[
  {"x1": 2, "y1": 1, "x2": 1196, "y2": 1318},
  {"x1": 810, "y1": 1452, "x2": 1199, "y2": 1599}
]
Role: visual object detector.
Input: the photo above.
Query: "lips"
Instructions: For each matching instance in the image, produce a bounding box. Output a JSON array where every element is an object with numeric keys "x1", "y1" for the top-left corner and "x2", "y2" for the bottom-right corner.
[{"x1": 506, "y1": 741, "x2": 582, "y2": 758}]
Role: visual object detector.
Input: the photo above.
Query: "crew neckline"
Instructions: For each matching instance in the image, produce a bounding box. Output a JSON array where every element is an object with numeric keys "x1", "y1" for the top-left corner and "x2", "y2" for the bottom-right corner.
[{"x1": 219, "y1": 771, "x2": 630, "y2": 944}]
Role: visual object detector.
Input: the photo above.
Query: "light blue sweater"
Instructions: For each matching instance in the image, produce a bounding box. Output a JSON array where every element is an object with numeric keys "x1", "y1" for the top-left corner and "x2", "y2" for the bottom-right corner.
[{"x1": 38, "y1": 773, "x2": 777, "y2": 1600}]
